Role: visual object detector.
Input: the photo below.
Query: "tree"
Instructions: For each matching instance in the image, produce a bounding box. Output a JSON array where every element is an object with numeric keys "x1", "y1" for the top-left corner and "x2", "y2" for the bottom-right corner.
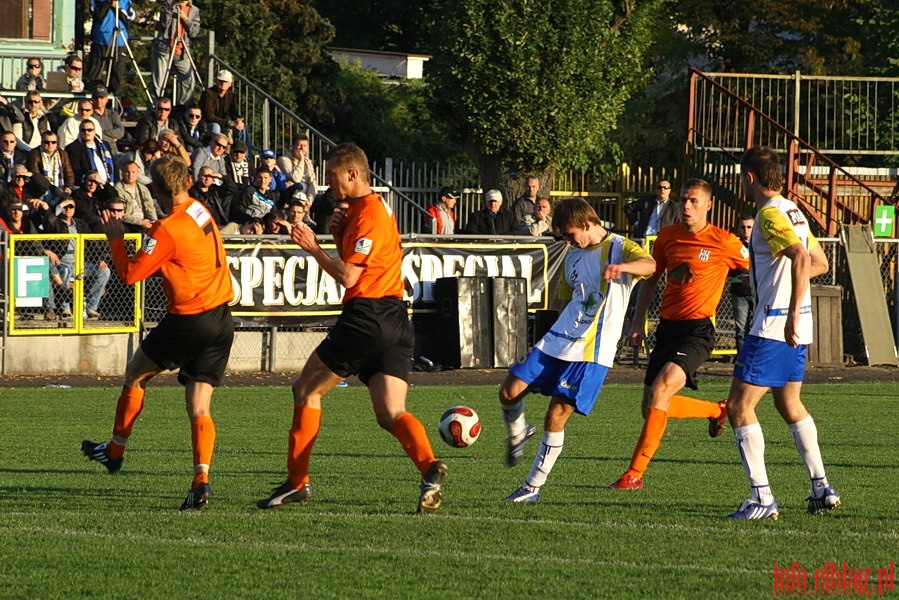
[{"x1": 428, "y1": 0, "x2": 664, "y2": 198}]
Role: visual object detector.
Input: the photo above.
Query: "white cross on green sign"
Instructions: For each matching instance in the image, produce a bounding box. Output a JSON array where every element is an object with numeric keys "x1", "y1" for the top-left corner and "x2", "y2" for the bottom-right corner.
[{"x1": 873, "y1": 205, "x2": 895, "y2": 237}]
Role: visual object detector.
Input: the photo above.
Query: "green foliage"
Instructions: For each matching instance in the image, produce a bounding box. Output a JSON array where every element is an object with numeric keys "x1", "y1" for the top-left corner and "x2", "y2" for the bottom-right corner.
[
  {"x1": 0, "y1": 381, "x2": 897, "y2": 597},
  {"x1": 428, "y1": 0, "x2": 663, "y2": 187},
  {"x1": 326, "y1": 63, "x2": 469, "y2": 164}
]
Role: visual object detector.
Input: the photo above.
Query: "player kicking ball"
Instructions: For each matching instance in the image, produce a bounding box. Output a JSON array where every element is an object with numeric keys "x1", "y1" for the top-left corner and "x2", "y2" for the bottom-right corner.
[{"x1": 500, "y1": 198, "x2": 656, "y2": 502}]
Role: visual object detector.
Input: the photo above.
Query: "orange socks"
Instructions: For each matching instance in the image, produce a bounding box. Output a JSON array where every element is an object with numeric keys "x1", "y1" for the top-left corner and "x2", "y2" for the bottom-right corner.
[
  {"x1": 667, "y1": 395, "x2": 722, "y2": 419},
  {"x1": 108, "y1": 386, "x2": 145, "y2": 460},
  {"x1": 626, "y1": 407, "x2": 668, "y2": 479},
  {"x1": 391, "y1": 412, "x2": 437, "y2": 475},
  {"x1": 190, "y1": 415, "x2": 215, "y2": 487},
  {"x1": 287, "y1": 405, "x2": 322, "y2": 488}
]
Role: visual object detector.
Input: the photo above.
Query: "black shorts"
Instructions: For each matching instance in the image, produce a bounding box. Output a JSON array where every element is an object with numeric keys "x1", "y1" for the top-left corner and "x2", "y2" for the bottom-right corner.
[
  {"x1": 317, "y1": 297, "x2": 413, "y2": 385},
  {"x1": 644, "y1": 317, "x2": 715, "y2": 390},
  {"x1": 142, "y1": 303, "x2": 234, "y2": 387}
]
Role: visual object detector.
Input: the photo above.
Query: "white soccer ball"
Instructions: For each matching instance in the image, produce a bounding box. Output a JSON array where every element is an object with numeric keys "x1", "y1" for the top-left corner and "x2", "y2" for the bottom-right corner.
[{"x1": 438, "y1": 405, "x2": 481, "y2": 448}]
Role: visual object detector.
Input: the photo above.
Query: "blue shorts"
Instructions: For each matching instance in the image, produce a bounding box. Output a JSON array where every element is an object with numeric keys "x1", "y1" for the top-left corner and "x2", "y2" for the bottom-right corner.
[
  {"x1": 509, "y1": 348, "x2": 609, "y2": 416},
  {"x1": 733, "y1": 335, "x2": 807, "y2": 387}
]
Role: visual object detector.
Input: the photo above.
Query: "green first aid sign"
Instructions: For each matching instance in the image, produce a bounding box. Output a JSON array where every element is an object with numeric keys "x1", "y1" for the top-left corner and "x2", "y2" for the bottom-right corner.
[
  {"x1": 873, "y1": 205, "x2": 895, "y2": 238},
  {"x1": 14, "y1": 256, "x2": 50, "y2": 307}
]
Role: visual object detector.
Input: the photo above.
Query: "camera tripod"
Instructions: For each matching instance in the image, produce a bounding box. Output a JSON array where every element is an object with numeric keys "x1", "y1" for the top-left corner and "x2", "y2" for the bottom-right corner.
[
  {"x1": 153, "y1": 0, "x2": 203, "y2": 105},
  {"x1": 98, "y1": 1, "x2": 153, "y2": 104}
]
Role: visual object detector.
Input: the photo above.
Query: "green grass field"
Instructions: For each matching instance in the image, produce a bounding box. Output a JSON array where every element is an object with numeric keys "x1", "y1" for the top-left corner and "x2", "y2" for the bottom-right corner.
[{"x1": 1, "y1": 380, "x2": 896, "y2": 599}]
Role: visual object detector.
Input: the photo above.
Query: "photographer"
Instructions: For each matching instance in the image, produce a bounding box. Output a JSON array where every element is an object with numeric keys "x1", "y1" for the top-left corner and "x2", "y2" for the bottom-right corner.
[
  {"x1": 151, "y1": 0, "x2": 201, "y2": 106},
  {"x1": 86, "y1": 0, "x2": 136, "y2": 94}
]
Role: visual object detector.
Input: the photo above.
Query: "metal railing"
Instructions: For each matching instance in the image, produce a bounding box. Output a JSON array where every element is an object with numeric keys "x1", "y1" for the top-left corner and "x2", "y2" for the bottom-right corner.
[{"x1": 688, "y1": 68, "x2": 892, "y2": 236}]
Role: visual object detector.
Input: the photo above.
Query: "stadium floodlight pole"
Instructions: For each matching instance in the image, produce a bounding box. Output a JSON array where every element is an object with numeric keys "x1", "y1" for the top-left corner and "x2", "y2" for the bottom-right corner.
[{"x1": 103, "y1": 0, "x2": 153, "y2": 105}]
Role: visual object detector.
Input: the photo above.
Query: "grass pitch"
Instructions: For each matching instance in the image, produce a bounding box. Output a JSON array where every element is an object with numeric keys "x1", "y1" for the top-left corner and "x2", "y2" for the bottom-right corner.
[{"x1": 0, "y1": 379, "x2": 896, "y2": 598}]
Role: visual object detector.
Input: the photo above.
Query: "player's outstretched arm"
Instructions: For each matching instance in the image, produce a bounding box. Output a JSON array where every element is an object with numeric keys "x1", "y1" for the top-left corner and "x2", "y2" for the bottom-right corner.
[{"x1": 603, "y1": 256, "x2": 656, "y2": 281}]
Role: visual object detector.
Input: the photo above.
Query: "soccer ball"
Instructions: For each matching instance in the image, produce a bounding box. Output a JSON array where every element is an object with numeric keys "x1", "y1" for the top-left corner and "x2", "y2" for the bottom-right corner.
[{"x1": 438, "y1": 406, "x2": 481, "y2": 448}]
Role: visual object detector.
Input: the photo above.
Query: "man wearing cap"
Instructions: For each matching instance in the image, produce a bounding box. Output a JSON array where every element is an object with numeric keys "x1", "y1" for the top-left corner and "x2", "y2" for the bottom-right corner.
[
  {"x1": 200, "y1": 70, "x2": 245, "y2": 142},
  {"x1": 425, "y1": 186, "x2": 458, "y2": 235},
  {"x1": 91, "y1": 85, "x2": 124, "y2": 153},
  {"x1": 223, "y1": 140, "x2": 251, "y2": 186},
  {"x1": 260, "y1": 149, "x2": 288, "y2": 193},
  {"x1": 463, "y1": 189, "x2": 516, "y2": 236},
  {"x1": 151, "y1": 0, "x2": 201, "y2": 105}
]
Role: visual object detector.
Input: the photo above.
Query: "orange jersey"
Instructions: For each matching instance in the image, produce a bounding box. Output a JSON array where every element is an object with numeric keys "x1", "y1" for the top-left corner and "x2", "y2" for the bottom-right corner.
[
  {"x1": 654, "y1": 223, "x2": 749, "y2": 321},
  {"x1": 109, "y1": 199, "x2": 234, "y2": 315},
  {"x1": 338, "y1": 192, "x2": 404, "y2": 302}
]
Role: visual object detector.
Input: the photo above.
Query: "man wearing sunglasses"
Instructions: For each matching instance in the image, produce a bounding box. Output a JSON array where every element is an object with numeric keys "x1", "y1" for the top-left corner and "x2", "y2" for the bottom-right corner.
[
  {"x1": 11, "y1": 91, "x2": 54, "y2": 153},
  {"x1": 66, "y1": 120, "x2": 117, "y2": 189},
  {"x1": 189, "y1": 133, "x2": 229, "y2": 181},
  {"x1": 15, "y1": 58, "x2": 45, "y2": 92},
  {"x1": 624, "y1": 179, "x2": 683, "y2": 239},
  {"x1": 134, "y1": 97, "x2": 184, "y2": 147},
  {"x1": 27, "y1": 131, "x2": 75, "y2": 204},
  {"x1": 177, "y1": 104, "x2": 208, "y2": 152},
  {"x1": 58, "y1": 99, "x2": 104, "y2": 149}
]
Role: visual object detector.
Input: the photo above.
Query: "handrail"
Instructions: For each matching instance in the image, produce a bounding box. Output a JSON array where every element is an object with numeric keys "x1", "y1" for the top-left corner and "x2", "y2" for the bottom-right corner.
[
  {"x1": 205, "y1": 54, "x2": 432, "y2": 232},
  {"x1": 688, "y1": 68, "x2": 888, "y2": 236}
]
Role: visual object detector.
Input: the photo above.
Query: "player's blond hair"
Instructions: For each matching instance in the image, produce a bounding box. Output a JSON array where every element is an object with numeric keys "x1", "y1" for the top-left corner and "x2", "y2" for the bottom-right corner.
[
  {"x1": 149, "y1": 154, "x2": 190, "y2": 196},
  {"x1": 327, "y1": 143, "x2": 371, "y2": 183}
]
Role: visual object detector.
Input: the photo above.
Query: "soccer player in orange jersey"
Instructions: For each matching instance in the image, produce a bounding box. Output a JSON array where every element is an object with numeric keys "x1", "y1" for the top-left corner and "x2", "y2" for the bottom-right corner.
[
  {"x1": 610, "y1": 178, "x2": 750, "y2": 490},
  {"x1": 81, "y1": 154, "x2": 235, "y2": 511},
  {"x1": 256, "y1": 143, "x2": 447, "y2": 514}
]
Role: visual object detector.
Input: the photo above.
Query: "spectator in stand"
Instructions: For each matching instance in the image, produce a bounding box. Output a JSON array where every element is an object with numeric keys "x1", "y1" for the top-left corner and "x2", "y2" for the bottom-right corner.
[
  {"x1": 46, "y1": 196, "x2": 112, "y2": 319},
  {"x1": 13, "y1": 91, "x2": 54, "y2": 152},
  {"x1": 310, "y1": 188, "x2": 335, "y2": 234},
  {"x1": 463, "y1": 189, "x2": 516, "y2": 235},
  {"x1": 27, "y1": 130, "x2": 75, "y2": 205},
  {"x1": 85, "y1": 0, "x2": 136, "y2": 94},
  {"x1": 239, "y1": 216, "x2": 264, "y2": 235},
  {"x1": 190, "y1": 165, "x2": 238, "y2": 233},
  {"x1": 1, "y1": 131, "x2": 29, "y2": 183},
  {"x1": 519, "y1": 197, "x2": 553, "y2": 236},
  {"x1": 425, "y1": 186, "x2": 458, "y2": 235},
  {"x1": 231, "y1": 167, "x2": 276, "y2": 224},
  {"x1": 66, "y1": 119, "x2": 116, "y2": 186},
  {"x1": 223, "y1": 140, "x2": 251, "y2": 186},
  {"x1": 134, "y1": 97, "x2": 184, "y2": 148},
  {"x1": 91, "y1": 85, "x2": 124, "y2": 153},
  {"x1": 157, "y1": 129, "x2": 192, "y2": 165},
  {"x1": 116, "y1": 139, "x2": 161, "y2": 187},
  {"x1": 624, "y1": 179, "x2": 682, "y2": 238},
  {"x1": 59, "y1": 54, "x2": 85, "y2": 93},
  {"x1": 200, "y1": 71, "x2": 247, "y2": 143},
  {"x1": 151, "y1": 0, "x2": 200, "y2": 106},
  {"x1": 178, "y1": 104, "x2": 208, "y2": 152},
  {"x1": 1, "y1": 164, "x2": 51, "y2": 207},
  {"x1": 58, "y1": 100, "x2": 103, "y2": 149},
  {"x1": 285, "y1": 199, "x2": 316, "y2": 230},
  {"x1": 260, "y1": 149, "x2": 288, "y2": 193},
  {"x1": 16, "y1": 58, "x2": 46, "y2": 91},
  {"x1": 278, "y1": 133, "x2": 318, "y2": 195},
  {"x1": 729, "y1": 214, "x2": 755, "y2": 353},
  {"x1": 190, "y1": 133, "x2": 229, "y2": 181},
  {"x1": 115, "y1": 161, "x2": 157, "y2": 233},
  {"x1": 510, "y1": 175, "x2": 540, "y2": 224},
  {"x1": 263, "y1": 208, "x2": 291, "y2": 235},
  {"x1": 71, "y1": 170, "x2": 118, "y2": 232}
]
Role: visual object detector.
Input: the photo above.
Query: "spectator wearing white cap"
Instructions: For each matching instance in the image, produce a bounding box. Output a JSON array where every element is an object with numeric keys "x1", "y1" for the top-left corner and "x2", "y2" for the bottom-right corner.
[
  {"x1": 463, "y1": 189, "x2": 517, "y2": 236},
  {"x1": 200, "y1": 70, "x2": 247, "y2": 146},
  {"x1": 151, "y1": 0, "x2": 201, "y2": 106}
]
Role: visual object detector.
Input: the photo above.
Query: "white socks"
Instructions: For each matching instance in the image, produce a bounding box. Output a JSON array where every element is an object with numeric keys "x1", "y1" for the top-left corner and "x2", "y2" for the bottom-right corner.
[
  {"x1": 733, "y1": 423, "x2": 774, "y2": 505},
  {"x1": 789, "y1": 415, "x2": 830, "y2": 495},
  {"x1": 525, "y1": 431, "x2": 565, "y2": 490},
  {"x1": 501, "y1": 400, "x2": 527, "y2": 441}
]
